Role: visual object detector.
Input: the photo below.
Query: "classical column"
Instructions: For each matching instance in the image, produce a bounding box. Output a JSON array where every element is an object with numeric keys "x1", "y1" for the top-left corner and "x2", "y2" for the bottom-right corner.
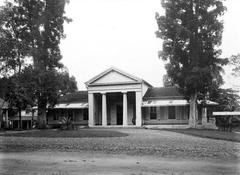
[
  {"x1": 88, "y1": 93, "x2": 95, "y2": 127},
  {"x1": 122, "y1": 91, "x2": 128, "y2": 126},
  {"x1": 102, "y1": 92, "x2": 107, "y2": 126},
  {"x1": 135, "y1": 91, "x2": 142, "y2": 127}
]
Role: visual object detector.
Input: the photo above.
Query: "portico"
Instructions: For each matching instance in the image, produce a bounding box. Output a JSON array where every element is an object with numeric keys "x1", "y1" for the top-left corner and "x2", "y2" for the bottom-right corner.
[{"x1": 85, "y1": 67, "x2": 151, "y2": 127}]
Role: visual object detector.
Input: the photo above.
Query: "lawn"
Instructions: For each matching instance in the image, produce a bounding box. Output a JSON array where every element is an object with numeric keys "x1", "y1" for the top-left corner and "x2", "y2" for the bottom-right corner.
[
  {"x1": 1, "y1": 129, "x2": 239, "y2": 160},
  {"x1": 1, "y1": 129, "x2": 128, "y2": 138},
  {"x1": 165, "y1": 129, "x2": 240, "y2": 142}
]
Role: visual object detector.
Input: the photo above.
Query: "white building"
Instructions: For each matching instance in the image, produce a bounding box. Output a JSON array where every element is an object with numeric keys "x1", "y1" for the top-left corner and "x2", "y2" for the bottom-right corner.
[{"x1": 47, "y1": 67, "x2": 217, "y2": 128}]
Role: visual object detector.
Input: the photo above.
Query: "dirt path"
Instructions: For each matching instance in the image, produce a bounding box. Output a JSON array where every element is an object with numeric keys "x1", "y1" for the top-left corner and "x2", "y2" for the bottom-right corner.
[{"x1": 0, "y1": 151, "x2": 239, "y2": 175}]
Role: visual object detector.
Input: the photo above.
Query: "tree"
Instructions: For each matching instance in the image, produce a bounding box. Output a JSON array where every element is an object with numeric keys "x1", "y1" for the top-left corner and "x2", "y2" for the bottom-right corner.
[
  {"x1": 17, "y1": 0, "x2": 68, "y2": 128},
  {"x1": 0, "y1": 0, "x2": 73, "y2": 128},
  {"x1": 5, "y1": 77, "x2": 33, "y2": 129},
  {"x1": 0, "y1": 65, "x2": 36, "y2": 129},
  {"x1": 3, "y1": 0, "x2": 71, "y2": 128},
  {"x1": 0, "y1": 65, "x2": 77, "y2": 129},
  {"x1": 0, "y1": 2, "x2": 33, "y2": 129},
  {"x1": 156, "y1": 0, "x2": 227, "y2": 127}
]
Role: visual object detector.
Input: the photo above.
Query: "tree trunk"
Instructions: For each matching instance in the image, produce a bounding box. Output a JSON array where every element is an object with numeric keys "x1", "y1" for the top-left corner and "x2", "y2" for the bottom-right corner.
[
  {"x1": 37, "y1": 101, "x2": 47, "y2": 129},
  {"x1": 5, "y1": 109, "x2": 9, "y2": 129},
  {"x1": 18, "y1": 108, "x2": 22, "y2": 129},
  {"x1": 189, "y1": 92, "x2": 198, "y2": 128},
  {"x1": 31, "y1": 109, "x2": 34, "y2": 129}
]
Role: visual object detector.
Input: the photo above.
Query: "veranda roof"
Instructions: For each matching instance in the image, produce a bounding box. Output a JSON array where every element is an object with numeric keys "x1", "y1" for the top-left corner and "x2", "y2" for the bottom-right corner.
[
  {"x1": 213, "y1": 111, "x2": 240, "y2": 116},
  {"x1": 142, "y1": 100, "x2": 189, "y2": 107},
  {"x1": 53, "y1": 102, "x2": 88, "y2": 109},
  {"x1": 142, "y1": 100, "x2": 218, "y2": 107}
]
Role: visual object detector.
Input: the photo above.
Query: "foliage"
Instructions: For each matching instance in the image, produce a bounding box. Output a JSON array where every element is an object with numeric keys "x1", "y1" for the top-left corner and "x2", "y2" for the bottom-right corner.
[
  {"x1": 209, "y1": 88, "x2": 240, "y2": 111},
  {"x1": 3, "y1": 72, "x2": 34, "y2": 129},
  {"x1": 59, "y1": 116, "x2": 73, "y2": 130},
  {"x1": 162, "y1": 74, "x2": 174, "y2": 87},
  {"x1": 0, "y1": 78, "x2": 11, "y2": 98},
  {"x1": 156, "y1": 0, "x2": 227, "y2": 127},
  {"x1": 0, "y1": 2, "x2": 33, "y2": 128},
  {"x1": 215, "y1": 115, "x2": 240, "y2": 132},
  {"x1": 229, "y1": 54, "x2": 240, "y2": 77},
  {"x1": 5, "y1": 77, "x2": 33, "y2": 110},
  {"x1": 0, "y1": 1, "x2": 31, "y2": 77},
  {"x1": 156, "y1": 0, "x2": 227, "y2": 96},
  {"x1": 0, "y1": 0, "x2": 77, "y2": 129},
  {"x1": 0, "y1": 66, "x2": 77, "y2": 128},
  {"x1": 57, "y1": 67, "x2": 78, "y2": 95}
]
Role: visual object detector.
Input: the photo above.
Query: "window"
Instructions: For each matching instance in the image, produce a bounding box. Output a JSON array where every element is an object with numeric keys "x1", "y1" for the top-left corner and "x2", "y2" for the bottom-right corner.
[
  {"x1": 168, "y1": 106, "x2": 176, "y2": 119},
  {"x1": 83, "y1": 109, "x2": 88, "y2": 120},
  {"x1": 150, "y1": 107, "x2": 157, "y2": 120}
]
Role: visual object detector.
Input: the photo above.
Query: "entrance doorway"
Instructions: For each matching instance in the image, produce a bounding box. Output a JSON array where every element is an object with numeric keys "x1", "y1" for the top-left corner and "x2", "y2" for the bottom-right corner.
[{"x1": 116, "y1": 105, "x2": 123, "y2": 125}]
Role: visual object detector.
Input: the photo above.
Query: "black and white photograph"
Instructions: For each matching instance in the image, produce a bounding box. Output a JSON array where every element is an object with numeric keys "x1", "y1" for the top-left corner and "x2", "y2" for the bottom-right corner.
[{"x1": 0, "y1": 0, "x2": 240, "y2": 174}]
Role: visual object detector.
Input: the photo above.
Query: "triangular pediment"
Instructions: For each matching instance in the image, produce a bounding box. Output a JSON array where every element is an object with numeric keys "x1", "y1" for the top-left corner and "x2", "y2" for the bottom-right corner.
[{"x1": 86, "y1": 67, "x2": 142, "y2": 86}]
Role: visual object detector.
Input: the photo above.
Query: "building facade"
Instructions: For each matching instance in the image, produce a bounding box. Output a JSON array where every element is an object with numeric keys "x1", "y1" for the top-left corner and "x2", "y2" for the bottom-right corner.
[{"x1": 46, "y1": 67, "x2": 217, "y2": 128}]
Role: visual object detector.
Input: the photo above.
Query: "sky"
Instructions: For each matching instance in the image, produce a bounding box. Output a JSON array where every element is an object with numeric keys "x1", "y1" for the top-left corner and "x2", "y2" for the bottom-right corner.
[
  {"x1": 60, "y1": 0, "x2": 164, "y2": 90},
  {"x1": 60, "y1": 0, "x2": 240, "y2": 91},
  {"x1": 1, "y1": 0, "x2": 240, "y2": 91}
]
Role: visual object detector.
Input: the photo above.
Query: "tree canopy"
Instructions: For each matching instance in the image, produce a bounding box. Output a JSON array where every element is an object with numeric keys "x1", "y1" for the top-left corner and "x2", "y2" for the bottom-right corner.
[
  {"x1": 0, "y1": 1, "x2": 31, "y2": 77},
  {"x1": 156, "y1": 0, "x2": 227, "y2": 127},
  {"x1": 210, "y1": 88, "x2": 240, "y2": 111},
  {"x1": 0, "y1": 0, "x2": 77, "y2": 129}
]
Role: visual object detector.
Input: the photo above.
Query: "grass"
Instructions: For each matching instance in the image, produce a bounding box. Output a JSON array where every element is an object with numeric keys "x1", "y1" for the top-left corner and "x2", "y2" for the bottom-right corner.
[
  {"x1": 165, "y1": 129, "x2": 240, "y2": 142},
  {"x1": 1, "y1": 129, "x2": 128, "y2": 138}
]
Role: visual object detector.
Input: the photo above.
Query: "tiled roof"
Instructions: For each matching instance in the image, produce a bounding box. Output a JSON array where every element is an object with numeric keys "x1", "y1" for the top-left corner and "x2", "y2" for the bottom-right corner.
[
  {"x1": 143, "y1": 86, "x2": 184, "y2": 100},
  {"x1": 58, "y1": 91, "x2": 88, "y2": 103}
]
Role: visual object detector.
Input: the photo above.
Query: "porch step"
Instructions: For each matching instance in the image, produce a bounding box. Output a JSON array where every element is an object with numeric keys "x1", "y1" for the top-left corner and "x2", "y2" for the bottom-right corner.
[
  {"x1": 90, "y1": 125, "x2": 140, "y2": 128},
  {"x1": 143, "y1": 125, "x2": 189, "y2": 129}
]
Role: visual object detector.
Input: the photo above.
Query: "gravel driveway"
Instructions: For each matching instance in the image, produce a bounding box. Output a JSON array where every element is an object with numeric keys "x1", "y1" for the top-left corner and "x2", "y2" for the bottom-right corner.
[{"x1": 0, "y1": 128, "x2": 239, "y2": 160}]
